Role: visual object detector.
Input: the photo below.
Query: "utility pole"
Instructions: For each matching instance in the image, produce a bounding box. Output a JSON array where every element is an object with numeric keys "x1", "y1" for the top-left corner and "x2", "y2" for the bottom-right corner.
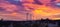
[
  {"x1": 26, "y1": 13, "x2": 29, "y2": 21},
  {"x1": 26, "y1": 12, "x2": 32, "y2": 21}
]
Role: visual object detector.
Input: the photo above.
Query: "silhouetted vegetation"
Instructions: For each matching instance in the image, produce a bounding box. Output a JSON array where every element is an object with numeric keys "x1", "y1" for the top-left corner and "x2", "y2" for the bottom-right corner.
[{"x1": 0, "y1": 18, "x2": 60, "y2": 27}]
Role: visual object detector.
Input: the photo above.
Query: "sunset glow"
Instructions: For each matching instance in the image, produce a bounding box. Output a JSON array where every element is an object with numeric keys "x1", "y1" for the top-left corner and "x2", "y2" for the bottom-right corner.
[{"x1": 0, "y1": 0, "x2": 60, "y2": 21}]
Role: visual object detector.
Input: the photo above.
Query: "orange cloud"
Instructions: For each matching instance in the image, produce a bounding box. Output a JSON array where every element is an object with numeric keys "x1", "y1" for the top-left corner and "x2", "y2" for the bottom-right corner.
[{"x1": 0, "y1": 0, "x2": 60, "y2": 20}]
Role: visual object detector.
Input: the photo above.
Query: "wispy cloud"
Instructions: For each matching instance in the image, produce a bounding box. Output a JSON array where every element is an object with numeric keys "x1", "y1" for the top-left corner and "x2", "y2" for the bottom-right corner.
[{"x1": 0, "y1": 0, "x2": 60, "y2": 21}]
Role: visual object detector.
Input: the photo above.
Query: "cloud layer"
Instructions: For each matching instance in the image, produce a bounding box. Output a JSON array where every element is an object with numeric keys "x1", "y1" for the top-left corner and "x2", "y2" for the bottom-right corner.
[{"x1": 0, "y1": 0, "x2": 60, "y2": 21}]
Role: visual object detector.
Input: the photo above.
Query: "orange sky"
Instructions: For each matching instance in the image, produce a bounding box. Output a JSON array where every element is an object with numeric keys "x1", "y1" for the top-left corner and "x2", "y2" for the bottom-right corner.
[{"x1": 0, "y1": 0, "x2": 60, "y2": 21}]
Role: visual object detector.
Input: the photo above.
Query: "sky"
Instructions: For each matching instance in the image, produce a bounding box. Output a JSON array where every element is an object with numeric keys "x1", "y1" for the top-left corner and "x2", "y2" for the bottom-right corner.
[{"x1": 0, "y1": 0, "x2": 60, "y2": 21}]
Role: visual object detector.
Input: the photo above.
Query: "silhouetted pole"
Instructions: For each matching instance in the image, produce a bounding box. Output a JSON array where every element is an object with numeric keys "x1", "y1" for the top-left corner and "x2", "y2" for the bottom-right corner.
[
  {"x1": 29, "y1": 13, "x2": 32, "y2": 20},
  {"x1": 26, "y1": 12, "x2": 32, "y2": 21},
  {"x1": 26, "y1": 13, "x2": 29, "y2": 21}
]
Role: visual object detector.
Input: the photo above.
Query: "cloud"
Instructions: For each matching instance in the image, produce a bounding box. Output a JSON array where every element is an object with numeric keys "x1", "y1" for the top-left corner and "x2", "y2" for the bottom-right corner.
[{"x1": 0, "y1": 0, "x2": 60, "y2": 21}]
